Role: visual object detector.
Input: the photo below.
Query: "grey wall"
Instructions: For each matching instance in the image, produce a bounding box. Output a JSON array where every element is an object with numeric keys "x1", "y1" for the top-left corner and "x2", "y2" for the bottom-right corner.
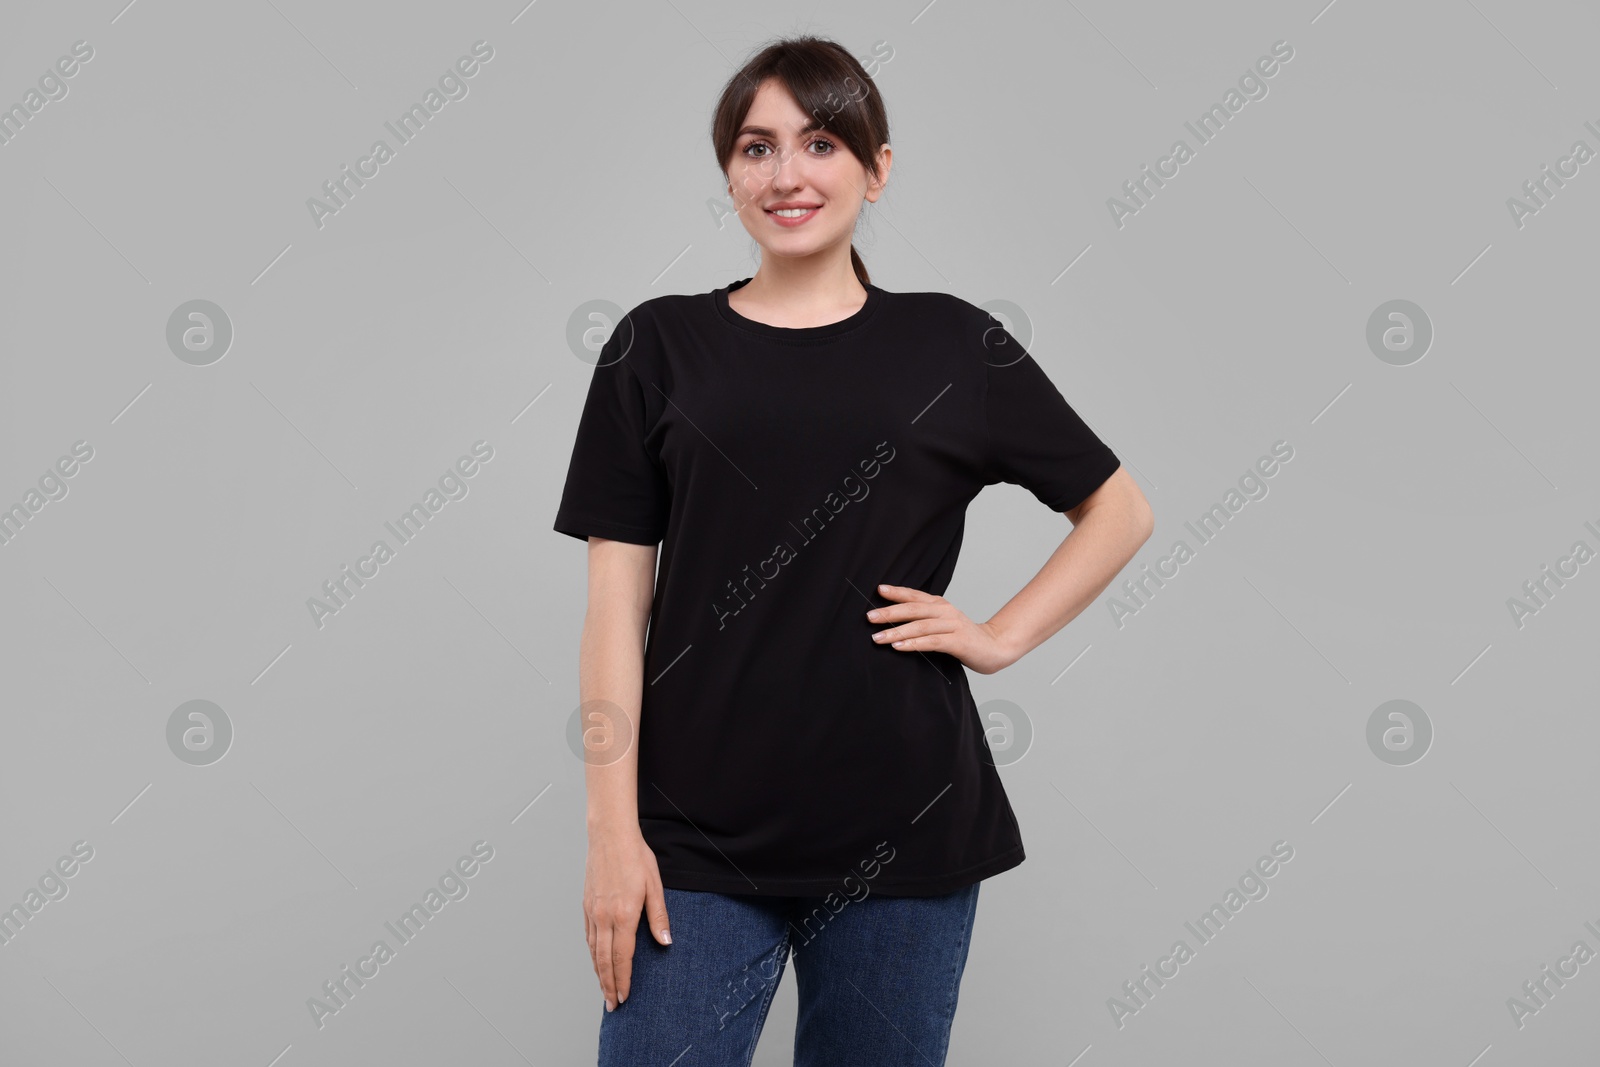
[{"x1": 2, "y1": 0, "x2": 1597, "y2": 1064}]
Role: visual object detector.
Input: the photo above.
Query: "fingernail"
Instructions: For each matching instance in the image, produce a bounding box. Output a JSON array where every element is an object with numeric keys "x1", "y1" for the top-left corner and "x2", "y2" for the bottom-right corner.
[
  {"x1": 606, "y1": 999, "x2": 615, "y2": 1012},
  {"x1": 660, "y1": 929, "x2": 672, "y2": 943}
]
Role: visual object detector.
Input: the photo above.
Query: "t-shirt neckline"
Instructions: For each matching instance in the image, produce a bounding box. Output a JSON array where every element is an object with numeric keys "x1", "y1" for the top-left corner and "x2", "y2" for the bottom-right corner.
[{"x1": 713, "y1": 276, "x2": 886, "y2": 343}]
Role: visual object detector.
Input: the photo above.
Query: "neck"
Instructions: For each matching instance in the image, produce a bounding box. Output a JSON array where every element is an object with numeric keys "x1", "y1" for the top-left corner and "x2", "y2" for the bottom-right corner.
[{"x1": 739, "y1": 249, "x2": 866, "y2": 310}]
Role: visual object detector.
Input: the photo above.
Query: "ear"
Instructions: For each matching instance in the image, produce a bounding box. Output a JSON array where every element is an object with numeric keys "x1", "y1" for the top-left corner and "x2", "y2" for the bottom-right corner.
[{"x1": 864, "y1": 145, "x2": 892, "y2": 201}]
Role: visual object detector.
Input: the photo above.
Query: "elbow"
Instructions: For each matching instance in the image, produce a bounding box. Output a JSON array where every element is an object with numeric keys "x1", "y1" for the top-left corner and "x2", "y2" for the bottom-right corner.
[
  {"x1": 1134, "y1": 496, "x2": 1156, "y2": 546},
  {"x1": 1109, "y1": 480, "x2": 1155, "y2": 552}
]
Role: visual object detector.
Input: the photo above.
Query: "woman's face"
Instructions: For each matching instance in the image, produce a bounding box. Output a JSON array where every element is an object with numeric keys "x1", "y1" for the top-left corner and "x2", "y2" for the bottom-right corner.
[{"x1": 725, "y1": 78, "x2": 888, "y2": 263}]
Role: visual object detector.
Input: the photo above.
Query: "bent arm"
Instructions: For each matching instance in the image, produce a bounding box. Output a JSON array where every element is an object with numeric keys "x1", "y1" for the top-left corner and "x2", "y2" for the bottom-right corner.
[
  {"x1": 985, "y1": 465, "x2": 1154, "y2": 667},
  {"x1": 580, "y1": 537, "x2": 657, "y2": 836}
]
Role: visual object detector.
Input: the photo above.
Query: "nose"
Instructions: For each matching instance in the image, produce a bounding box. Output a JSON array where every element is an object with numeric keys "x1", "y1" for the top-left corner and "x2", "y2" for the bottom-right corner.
[{"x1": 767, "y1": 144, "x2": 806, "y2": 192}]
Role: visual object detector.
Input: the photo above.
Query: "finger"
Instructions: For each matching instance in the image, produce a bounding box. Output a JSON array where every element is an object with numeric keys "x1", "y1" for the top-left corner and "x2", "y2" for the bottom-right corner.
[
  {"x1": 876, "y1": 583, "x2": 939, "y2": 602},
  {"x1": 874, "y1": 618, "x2": 951, "y2": 645},
  {"x1": 644, "y1": 878, "x2": 672, "y2": 946},
  {"x1": 890, "y1": 633, "x2": 947, "y2": 651},
  {"x1": 612, "y1": 913, "x2": 638, "y2": 1005},
  {"x1": 865, "y1": 602, "x2": 938, "y2": 624},
  {"x1": 596, "y1": 920, "x2": 617, "y2": 1011},
  {"x1": 868, "y1": 599, "x2": 956, "y2": 633}
]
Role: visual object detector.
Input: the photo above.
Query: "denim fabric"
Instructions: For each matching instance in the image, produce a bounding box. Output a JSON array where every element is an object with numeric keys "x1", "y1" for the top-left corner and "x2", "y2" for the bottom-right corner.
[{"x1": 597, "y1": 881, "x2": 981, "y2": 1066}]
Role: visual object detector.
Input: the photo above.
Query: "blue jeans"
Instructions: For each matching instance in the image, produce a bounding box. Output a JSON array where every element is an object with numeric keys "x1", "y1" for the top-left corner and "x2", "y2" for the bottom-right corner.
[{"x1": 597, "y1": 881, "x2": 981, "y2": 1066}]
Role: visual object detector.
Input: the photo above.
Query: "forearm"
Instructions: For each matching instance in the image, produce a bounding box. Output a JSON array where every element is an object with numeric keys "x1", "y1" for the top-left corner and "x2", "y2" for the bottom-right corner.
[
  {"x1": 580, "y1": 602, "x2": 648, "y2": 838},
  {"x1": 986, "y1": 490, "x2": 1153, "y2": 665}
]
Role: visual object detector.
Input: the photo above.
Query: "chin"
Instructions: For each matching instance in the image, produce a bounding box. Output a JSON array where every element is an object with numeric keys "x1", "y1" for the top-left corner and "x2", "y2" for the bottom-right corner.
[{"x1": 763, "y1": 237, "x2": 842, "y2": 258}]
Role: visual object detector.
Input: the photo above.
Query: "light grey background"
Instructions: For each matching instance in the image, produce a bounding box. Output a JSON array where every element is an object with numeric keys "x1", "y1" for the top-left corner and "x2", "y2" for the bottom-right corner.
[{"x1": 2, "y1": 0, "x2": 1597, "y2": 1064}]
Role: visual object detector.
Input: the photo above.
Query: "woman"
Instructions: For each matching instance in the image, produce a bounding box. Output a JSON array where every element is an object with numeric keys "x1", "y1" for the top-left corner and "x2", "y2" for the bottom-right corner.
[{"x1": 554, "y1": 34, "x2": 1153, "y2": 1067}]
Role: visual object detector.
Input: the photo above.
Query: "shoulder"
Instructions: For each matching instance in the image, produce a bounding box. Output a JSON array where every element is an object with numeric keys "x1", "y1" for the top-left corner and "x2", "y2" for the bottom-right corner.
[
  {"x1": 606, "y1": 291, "x2": 708, "y2": 355},
  {"x1": 614, "y1": 292, "x2": 682, "y2": 336},
  {"x1": 883, "y1": 288, "x2": 998, "y2": 338},
  {"x1": 884, "y1": 287, "x2": 982, "y2": 318},
  {"x1": 596, "y1": 293, "x2": 698, "y2": 378},
  {"x1": 879, "y1": 289, "x2": 1010, "y2": 373}
]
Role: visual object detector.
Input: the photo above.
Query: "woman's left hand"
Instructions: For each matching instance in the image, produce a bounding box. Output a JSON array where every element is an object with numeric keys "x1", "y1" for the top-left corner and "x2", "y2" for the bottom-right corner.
[{"x1": 866, "y1": 583, "x2": 1015, "y2": 676}]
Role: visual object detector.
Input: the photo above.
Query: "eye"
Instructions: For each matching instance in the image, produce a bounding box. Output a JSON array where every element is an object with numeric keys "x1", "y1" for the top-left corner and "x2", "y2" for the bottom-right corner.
[{"x1": 740, "y1": 138, "x2": 837, "y2": 160}]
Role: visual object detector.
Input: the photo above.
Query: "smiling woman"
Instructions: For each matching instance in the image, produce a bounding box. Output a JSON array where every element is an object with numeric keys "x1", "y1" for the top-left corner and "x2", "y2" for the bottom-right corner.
[
  {"x1": 713, "y1": 38, "x2": 891, "y2": 316},
  {"x1": 557, "y1": 32, "x2": 1153, "y2": 1067}
]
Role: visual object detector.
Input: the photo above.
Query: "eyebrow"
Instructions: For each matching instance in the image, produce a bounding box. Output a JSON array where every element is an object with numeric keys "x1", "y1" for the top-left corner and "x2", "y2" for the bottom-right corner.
[{"x1": 736, "y1": 119, "x2": 828, "y2": 140}]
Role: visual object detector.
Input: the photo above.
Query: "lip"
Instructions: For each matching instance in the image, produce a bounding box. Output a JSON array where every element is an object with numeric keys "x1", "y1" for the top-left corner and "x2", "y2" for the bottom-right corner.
[{"x1": 765, "y1": 203, "x2": 821, "y2": 227}]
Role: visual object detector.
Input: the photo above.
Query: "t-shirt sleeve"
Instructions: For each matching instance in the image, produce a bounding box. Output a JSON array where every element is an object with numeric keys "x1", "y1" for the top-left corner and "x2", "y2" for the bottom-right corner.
[
  {"x1": 552, "y1": 334, "x2": 670, "y2": 545},
  {"x1": 980, "y1": 319, "x2": 1121, "y2": 514}
]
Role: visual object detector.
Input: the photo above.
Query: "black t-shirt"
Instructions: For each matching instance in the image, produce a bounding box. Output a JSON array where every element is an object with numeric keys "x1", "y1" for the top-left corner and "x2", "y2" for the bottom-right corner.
[{"x1": 553, "y1": 277, "x2": 1121, "y2": 897}]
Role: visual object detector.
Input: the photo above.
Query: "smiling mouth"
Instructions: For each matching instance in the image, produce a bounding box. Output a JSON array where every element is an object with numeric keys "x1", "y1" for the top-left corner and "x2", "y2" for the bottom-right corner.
[{"x1": 766, "y1": 205, "x2": 821, "y2": 224}]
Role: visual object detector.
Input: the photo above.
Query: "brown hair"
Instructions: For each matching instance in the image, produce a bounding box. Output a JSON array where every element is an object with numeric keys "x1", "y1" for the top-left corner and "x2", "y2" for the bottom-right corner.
[{"x1": 710, "y1": 35, "x2": 890, "y2": 288}]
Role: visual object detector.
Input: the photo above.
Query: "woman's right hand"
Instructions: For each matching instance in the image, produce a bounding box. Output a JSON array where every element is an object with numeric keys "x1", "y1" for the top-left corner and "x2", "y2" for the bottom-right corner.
[{"x1": 584, "y1": 826, "x2": 672, "y2": 1012}]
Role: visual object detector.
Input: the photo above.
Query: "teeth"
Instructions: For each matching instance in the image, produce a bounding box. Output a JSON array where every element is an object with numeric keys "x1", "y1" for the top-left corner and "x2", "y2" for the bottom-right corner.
[{"x1": 771, "y1": 207, "x2": 815, "y2": 217}]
